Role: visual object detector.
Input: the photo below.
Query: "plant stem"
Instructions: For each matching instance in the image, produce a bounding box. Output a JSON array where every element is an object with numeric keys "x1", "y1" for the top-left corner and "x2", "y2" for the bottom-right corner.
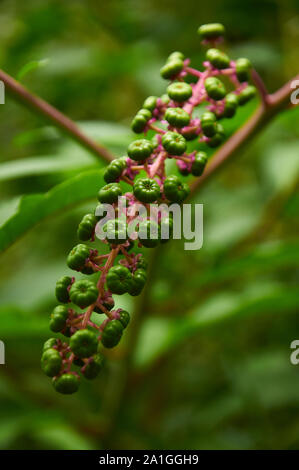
[{"x1": 0, "y1": 69, "x2": 115, "y2": 162}]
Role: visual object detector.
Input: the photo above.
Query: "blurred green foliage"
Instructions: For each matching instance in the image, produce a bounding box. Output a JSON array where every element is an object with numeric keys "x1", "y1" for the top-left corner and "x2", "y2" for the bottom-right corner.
[{"x1": 0, "y1": 0, "x2": 299, "y2": 450}]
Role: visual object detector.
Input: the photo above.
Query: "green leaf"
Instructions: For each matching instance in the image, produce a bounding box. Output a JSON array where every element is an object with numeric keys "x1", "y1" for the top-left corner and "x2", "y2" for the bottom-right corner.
[{"x1": 0, "y1": 168, "x2": 105, "y2": 253}]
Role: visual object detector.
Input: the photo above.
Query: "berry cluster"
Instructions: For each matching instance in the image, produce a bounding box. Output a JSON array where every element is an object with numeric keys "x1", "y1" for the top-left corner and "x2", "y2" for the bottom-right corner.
[{"x1": 41, "y1": 23, "x2": 256, "y2": 394}]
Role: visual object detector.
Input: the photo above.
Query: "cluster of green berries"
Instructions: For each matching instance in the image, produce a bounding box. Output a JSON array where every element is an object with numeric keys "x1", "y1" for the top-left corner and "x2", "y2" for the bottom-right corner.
[{"x1": 42, "y1": 23, "x2": 256, "y2": 394}]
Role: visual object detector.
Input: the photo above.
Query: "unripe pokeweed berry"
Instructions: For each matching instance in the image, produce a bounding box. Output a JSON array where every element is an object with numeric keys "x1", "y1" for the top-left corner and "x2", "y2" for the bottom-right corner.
[
  {"x1": 104, "y1": 157, "x2": 127, "y2": 183},
  {"x1": 41, "y1": 349, "x2": 62, "y2": 377},
  {"x1": 236, "y1": 58, "x2": 251, "y2": 82},
  {"x1": 162, "y1": 132, "x2": 187, "y2": 156},
  {"x1": 101, "y1": 319, "x2": 124, "y2": 348},
  {"x1": 143, "y1": 95, "x2": 158, "y2": 111},
  {"x1": 83, "y1": 353, "x2": 105, "y2": 380},
  {"x1": 165, "y1": 107, "x2": 190, "y2": 128},
  {"x1": 201, "y1": 111, "x2": 217, "y2": 137},
  {"x1": 49, "y1": 305, "x2": 69, "y2": 332},
  {"x1": 128, "y1": 268, "x2": 147, "y2": 295},
  {"x1": 223, "y1": 92, "x2": 239, "y2": 118},
  {"x1": 138, "y1": 220, "x2": 159, "y2": 248},
  {"x1": 238, "y1": 85, "x2": 256, "y2": 105},
  {"x1": 103, "y1": 219, "x2": 128, "y2": 245},
  {"x1": 163, "y1": 175, "x2": 190, "y2": 203},
  {"x1": 131, "y1": 109, "x2": 152, "y2": 134},
  {"x1": 67, "y1": 244, "x2": 90, "y2": 271},
  {"x1": 106, "y1": 265, "x2": 133, "y2": 295},
  {"x1": 127, "y1": 139, "x2": 153, "y2": 162},
  {"x1": 118, "y1": 310, "x2": 130, "y2": 328},
  {"x1": 53, "y1": 373, "x2": 80, "y2": 394},
  {"x1": 207, "y1": 122, "x2": 225, "y2": 147},
  {"x1": 206, "y1": 48, "x2": 230, "y2": 69},
  {"x1": 168, "y1": 51, "x2": 185, "y2": 62},
  {"x1": 77, "y1": 213, "x2": 97, "y2": 241},
  {"x1": 43, "y1": 338, "x2": 58, "y2": 352},
  {"x1": 70, "y1": 329, "x2": 98, "y2": 358},
  {"x1": 69, "y1": 280, "x2": 98, "y2": 309},
  {"x1": 160, "y1": 60, "x2": 183, "y2": 80},
  {"x1": 98, "y1": 183, "x2": 122, "y2": 204},
  {"x1": 167, "y1": 82, "x2": 192, "y2": 102},
  {"x1": 197, "y1": 23, "x2": 225, "y2": 41},
  {"x1": 191, "y1": 152, "x2": 208, "y2": 176},
  {"x1": 55, "y1": 275, "x2": 72, "y2": 303},
  {"x1": 204, "y1": 77, "x2": 226, "y2": 101},
  {"x1": 133, "y1": 177, "x2": 160, "y2": 203}
]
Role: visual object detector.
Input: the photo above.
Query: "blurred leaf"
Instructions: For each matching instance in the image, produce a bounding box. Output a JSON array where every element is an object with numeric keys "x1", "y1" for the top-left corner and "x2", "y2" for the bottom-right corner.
[
  {"x1": 134, "y1": 283, "x2": 298, "y2": 368},
  {"x1": 0, "y1": 154, "x2": 97, "y2": 182},
  {"x1": 17, "y1": 58, "x2": 49, "y2": 81},
  {"x1": 0, "y1": 168, "x2": 105, "y2": 252}
]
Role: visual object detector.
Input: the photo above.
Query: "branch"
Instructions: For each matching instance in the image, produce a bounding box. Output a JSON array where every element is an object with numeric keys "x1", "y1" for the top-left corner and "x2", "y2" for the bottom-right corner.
[
  {"x1": 189, "y1": 72, "x2": 299, "y2": 196},
  {"x1": 0, "y1": 69, "x2": 115, "y2": 162}
]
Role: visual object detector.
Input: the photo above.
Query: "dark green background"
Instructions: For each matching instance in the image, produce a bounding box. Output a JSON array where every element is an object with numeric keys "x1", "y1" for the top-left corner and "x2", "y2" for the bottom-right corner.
[{"x1": 0, "y1": 0, "x2": 298, "y2": 450}]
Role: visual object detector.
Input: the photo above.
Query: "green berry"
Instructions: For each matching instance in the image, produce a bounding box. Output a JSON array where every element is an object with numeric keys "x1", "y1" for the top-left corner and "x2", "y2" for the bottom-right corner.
[
  {"x1": 43, "y1": 338, "x2": 58, "y2": 352},
  {"x1": 98, "y1": 183, "x2": 122, "y2": 204},
  {"x1": 168, "y1": 51, "x2": 184, "y2": 62},
  {"x1": 49, "y1": 305, "x2": 69, "y2": 333},
  {"x1": 101, "y1": 320, "x2": 124, "y2": 348},
  {"x1": 77, "y1": 213, "x2": 97, "y2": 241},
  {"x1": 69, "y1": 280, "x2": 98, "y2": 309},
  {"x1": 181, "y1": 127, "x2": 198, "y2": 141},
  {"x1": 191, "y1": 152, "x2": 208, "y2": 176},
  {"x1": 167, "y1": 82, "x2": 192, "y2": 102},
  {"x1": 236, "y1": 58, "x2": 251, "y2": 82},
  {"x1": 197, "y1": 23, "x2": 225, "y2": 41},
  {"x1": 162, "y1": 131, "x2": 187, "y2": 156},
  {"x1": 104, "y1": 157, "x2": 127, "y2": 183},
  {"x1": 206, "y1": 48, "x2": 230, "y2": 69},
  {"x1": 138, "y1": 220, "x2": 159, "y2": 248},
  {"x1": 67, "y1": 244, "x2": 90, "y2": 271},
  {"x1": 70, "y1": 329, "x2": 98, "y2": 358},
  {"x1": 128, "y1": 268, "x2": 147, "y2": 295},
  {"x1": 201, "y1": 111, "x2": 217, "y2": 137},
  {"x1": 53, "y1": 373, "x2": 80, "y2": 394},
  {"x1": 207, "y1": 123, "x2": 225, "y2": 147},
  {"x1": 55, "y1": 275, "x2": 72, "y2": 303},
  {"x1": 133, "y1": 177, "x2": 160, "y2": 203},
  {"x1": 127, "y1": 139, "x2": 153, "y2": 162},
  {"x1": 223, "y1": 92, "x2": 238, "y2": 118},
  {"x1": 118, "y1": 310, "x2": 130, "y2": 328},
  {"x1": 165, "y1": 107, "x2": 190, "y2": 128},
  {"x1": 143, "y1": 96, "x2": 158, "y2": 111},
  {"x1": 131, "y1": 109, "x2": 151, "y2": 134},
  {"x1": 204, "y1": 77, "x2": 226, "y2": 101},
  {"x1": 83, "y1": 353, "x2": 105, "y2": 380},
  {"x1": 103, "y1": 219, "x2": 128, "y2": 245},
  {"x1": 163, "y1": 175, "x2": 190, "y2": 203},
  {"x1": 94, "y1": 203, "x2": 109, "y2": 221},
  {"x1": 161, "y1": 94, "x2": 170, "y2": 105},
  {"x1": 160, "y1": 60, "x2": 183, "y2": 80},
  {"x1": 41, "y1": 349, "x2": 62, "y2": 377},
  {"x1": 106, "y1": 265, "x2": 133, "y2": 295},
  {"x1": 238, "y1": 85, "x2": 256, "y2": 105}
]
